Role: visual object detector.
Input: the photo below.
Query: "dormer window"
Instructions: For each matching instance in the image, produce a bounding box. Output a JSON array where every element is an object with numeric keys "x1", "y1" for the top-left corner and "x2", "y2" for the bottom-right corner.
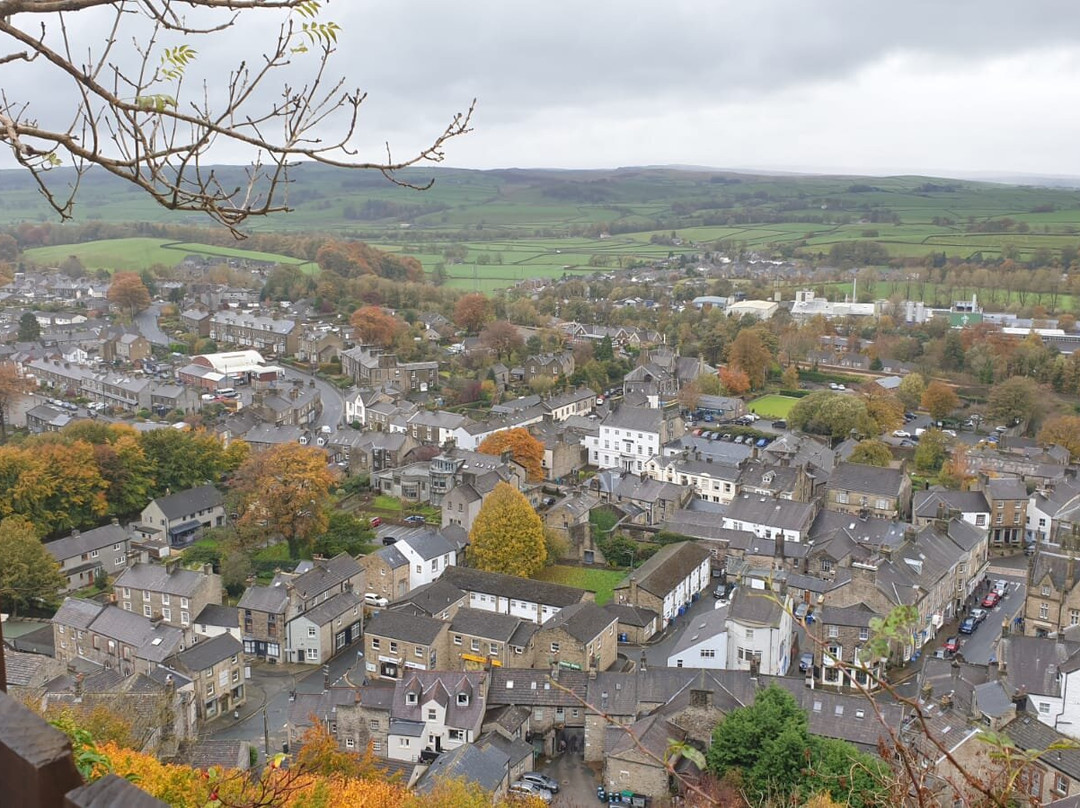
[
  {"x1": 457, "y1": 693, "x2": 469, "y2": 706},
  {"x1": 406, "y1": 692, "x2": 417, "y2": 705}
]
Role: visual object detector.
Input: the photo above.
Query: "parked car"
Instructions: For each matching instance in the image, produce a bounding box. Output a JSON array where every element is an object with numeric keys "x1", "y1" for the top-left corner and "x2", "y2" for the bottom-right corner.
[
  {"x1": 943, "y1": 636, "x2": 960, "y2": 654},
  {"x1": 798, "y1": 652, "x2": 814, "y2": 672},
  {"x1": 509, "y1": 782, "x2": 552, "y2": 803},
  {"x1": 520, "y1": 773, "x2": 559, "y2": 794},
  {"x1": 381, "y1": 536, "x2": 398, "y2": 546},
  {"x1": 959, "y1": 617, "x2": 978, "y2": 635},
  {"x1": 892, "y1": 430, "x2": 912, "y2": 438},
  {"x1": 970, "y1": 608, "x2": 988, "y2": 624},
  {"x1": 404, "y1": 515, "x2": 426, "y2": 525},
  {"x1": 981, "y1": 591, "x2": 1001, "y2": 608},
  {"x1": 733, "y1": 435, "x2": 745, "y2": 444},
  {"x1": 363, "y1": 593, "x2": 388, "y2": 608},
  {"x1": 993, "y1": 580, "x2": 1010, "y2": 597},
  {"x1": 369, "y1": 516, "x2": 382, "y2": 528},
  {"x1": 772, "y1": 420, "x2": 787, "y2": 429}
]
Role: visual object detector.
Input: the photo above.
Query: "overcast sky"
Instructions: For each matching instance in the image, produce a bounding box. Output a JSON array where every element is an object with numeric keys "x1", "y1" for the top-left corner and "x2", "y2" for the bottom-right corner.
[{"x1": 9, "y1": 0, "x2": 1080, "y2": 178}]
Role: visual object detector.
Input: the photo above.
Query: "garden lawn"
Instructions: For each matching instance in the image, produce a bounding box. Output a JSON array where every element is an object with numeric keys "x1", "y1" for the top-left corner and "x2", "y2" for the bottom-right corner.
[
  {"x1": 748, "y1": 394, "x2": 799, "y2": 419},
  {"x1": 534, "y1": 565, "x2": 626, "y2": 605}
]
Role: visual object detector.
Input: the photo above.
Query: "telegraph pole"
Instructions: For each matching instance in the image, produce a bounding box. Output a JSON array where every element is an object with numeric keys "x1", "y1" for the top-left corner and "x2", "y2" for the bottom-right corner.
[{"x1": 263, "y1": 705, "x2": 270, "y2": 760}]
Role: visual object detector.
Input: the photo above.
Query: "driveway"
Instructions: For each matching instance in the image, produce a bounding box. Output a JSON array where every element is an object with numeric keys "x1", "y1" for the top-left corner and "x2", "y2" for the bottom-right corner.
[{"x1": 541, "y1": 752, "x2": 601, "y2": 807}]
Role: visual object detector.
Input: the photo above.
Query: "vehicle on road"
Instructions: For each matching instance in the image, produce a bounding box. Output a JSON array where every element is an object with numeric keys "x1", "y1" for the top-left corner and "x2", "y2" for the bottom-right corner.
[
  {"x1": 892, "y1": 430, "x2": 911, "y2": 438},
  {"x1": 970, "y1": 608, "x2": 988, "y2": 624},
  {"x1": 520, "y1": 773, "x2": 559, "y2": 793},
  {"x1": 959, "y1": 617, "x2": 978, "y2": 635},
  {"x1": 993, "y1": 580, "x2": 1010, "y2": 597},
  {"x1": 798, "y1": 652, "x2": 814, "y2": 672},
  {"x1": 772, "y1": 420, "x2": 787, "y2": 429},
  {"x1": 982, "y1": 591, "x2": 1001, "y2": 608},
  {"x1": 943, "y1": 636, "x2": 960, "y2": 654}
]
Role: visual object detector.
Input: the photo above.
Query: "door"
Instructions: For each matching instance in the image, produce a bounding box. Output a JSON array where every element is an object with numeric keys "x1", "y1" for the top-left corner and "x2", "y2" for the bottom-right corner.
[{"x1": 297, "y1": 649, "x2": 305, "y2": 663}]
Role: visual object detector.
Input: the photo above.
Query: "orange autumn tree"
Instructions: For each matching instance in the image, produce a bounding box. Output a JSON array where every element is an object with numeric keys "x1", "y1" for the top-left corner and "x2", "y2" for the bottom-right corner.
[
  {"x1": 350, "y1": 305, "x2": 407, "y2": 349},
  {"x1": 718, "y1": 366, "x2": 751, "y2": 396},
  {"x1": 477, "y1": 427, "x2": 545, "y2": 482}
]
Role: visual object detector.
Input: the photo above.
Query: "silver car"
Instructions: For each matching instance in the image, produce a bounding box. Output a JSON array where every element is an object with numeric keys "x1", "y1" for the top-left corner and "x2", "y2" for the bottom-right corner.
[
  {"x1": 520, "y1": 772, "x2": 559, "y2": 793},
  {"x1": 509, "y1": 781, "x2": 553, "y2": 803}
]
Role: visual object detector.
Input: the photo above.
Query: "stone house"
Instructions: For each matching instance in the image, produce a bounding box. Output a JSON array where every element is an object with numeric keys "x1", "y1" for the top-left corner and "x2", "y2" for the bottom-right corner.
[
  {"x1": 237, "y1": 584, "x2": 288, "y2": 661},
  {"x1": 721, "y1": 493, "x2": 818, "y2": 542},
  {"x1": 736, "y1": 459, "x2": 815, "y2": 502},
  {"x1": 826, "y1": 461, "x2": 912, "y2": 520},
  {"x1": 805, "y1": 604, "x2": 881, "y2": 690},
  {"x1": 1024, "y1": 549, "x2": 1080, "y2": 638},
  {"x1": 103, "y1": 332, "x2": 150, "y2": 364},
  {"x1": 336, "y1": 679, "x2": 396, "y2": 756},
  {"x1": 643, "y1": 453, "x2": 741, "y2": 505},
  {"x1": 523, "y1": 352, "x2": 574, "y2": 384},
  {"x1": 447, "y1": 608, "x2": 538, "y2": 671},
  {"x1": 363, "y1": 610, "x2": 449, "y2": 680},
  {"x1": 52, "y1": 598, "x2": 184, "y2": 676},
  {"x1": 359, "y1": 545, "x2": 412, "y2": 604},
  {"x1": 723, "y1": 587, "x2": 793, "y2": 676},
  {"x1": 533, "y1": 602, "x2": 619, "y2": 673},
  {"x1": 604, "y1": 713, "x2": 687, "y2": 798},
  {"x1": 913, "y1": 488, "x2": 991, "y2": 529},
  {"x1": 984, "y1": 476, "x2": 1029, "y2": 547},
  {"x1": 389, "y1": 579, "x2": 468, "y2": 621},
  {"x1": 602, "y1": 603, "x2": 659, "y2": 645},
  {"x1": 167, "y1": 634, "x2": 246, "y2": 721},
  {"x1": 45, "y1": 521, "x2": 130, "y2": 593},
  {"x1": 284, "y1": 590, "x2": 363, "y2": 665},
  {"x1": 340, "y1": 345, "x2": 438, "y2": 392},
  {"x1": 181, "y1": 309, "x2": 211, "y2": 337},
  {"x1": 138, "y1": 484, "x2": 226, "y2": 548},
  {"x1": 596, "y1": 472, "x2": 693, "y2": 527},
  {"x1": 542, "y1": 387, "x2": 595, "y2": 421},
  {"x1": 275, "y1": 553, "x2": 365, "y2": 619},
  {"x1": 348, "y1": 431, "x2": 417, "y2": 475},
  {"x1": 113, "y1": 560, "x2": 222, "y2": 642},
  {"x1": 585, "y1": 403, "x2": 685, "y2": 473},
  {"x1": 543, "y1": 492, "x2": 599, "y2": 556},
  {"x1": 208, "y1": 310, "x2": 301, "y2": 355},
  {"x1": 25, "y1": 404, "x2": 73, "y2": 433},
  {"x1": 487, "y1": 667, "x2": 589, "y2": 758}
]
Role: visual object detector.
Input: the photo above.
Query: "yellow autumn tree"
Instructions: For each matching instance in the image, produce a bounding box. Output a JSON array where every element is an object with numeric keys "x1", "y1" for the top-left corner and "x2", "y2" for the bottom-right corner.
[
  {"x1": 477, "y1": 427, "x2": 545, "y2": 482},
  {"x1": 469, "y1": 481, "x2": 547, "y2": 577}
]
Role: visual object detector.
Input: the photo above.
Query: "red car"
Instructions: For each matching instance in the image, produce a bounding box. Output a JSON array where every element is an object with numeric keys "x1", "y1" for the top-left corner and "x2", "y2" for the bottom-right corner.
[
  {"x1": 981, "y1": 591, "x2": 1001, "y2": 608},
  {"x1": 943, "y1": 636, "x2": 960, "y2": 654}
]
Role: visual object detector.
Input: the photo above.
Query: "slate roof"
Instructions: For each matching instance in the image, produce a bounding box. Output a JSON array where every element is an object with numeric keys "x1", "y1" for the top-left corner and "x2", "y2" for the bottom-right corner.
[
  {"x1": 985, "y1": 477, "x2": 1029, "y2": 503},
  {"x1": 615, "y1": 541, "x2": 711, "y2": 599},
  {"x1": 1030, "y1": 549, "x2": 1080, "y2": 595},
  {"x1": 52, "y1": 597, "x2": 104, "y2": 631},
  {"x1": 392, "y1": 579, "x2": 466, "y2": 617},
  {"x1": 288, "y1": 553, "x2": 361, "y2": 601},
  {"x1": 487, "y1": 668, "x2": 588, "y2": 707},
  {"x1": 45, "y1": 522, "x2": 128, "y2": 562},
  {"x1": 668, "y1": 605, "x2": 729, "y2": 659},
  {"x1": 149, "y1": 484, "x2": 223, "y2": 520},
  {"x1": 365, "y1": 610, "x2": 445, "y2": 645},
  {"x1": 237, "y1": 584, "x2": 289, "y2": 614},
  {"x1": 1004, "y1": 716, "x2": 1080, "y2": 781},
  {"x1": 195, "y1": 603, "x2": 239, "y2": 628},
  {"x1": 374, "y1": 544, "x2": 409, "y2": 569},
  {"x1": 538, "y1": 602, "x2": 616, "y2": 643},
  {"x1": 449, "y1": 608, "x2": 525, "y2": 643},
  {"x1": 603, "y1": 405, "x2": 663, "y2": 433},
  {"x1": 298, "y1": 590, "x2": 362, "y2": 627},
  {"x1": 398, "y1": 529, "x2": 457, "y2": 561},
  {"x1": 1002, "y1": 635, "x2": 1080, "y2": 697},
  {"x1": 913, "y1": 489, "x2": 990, "y2": 519},
  {"x1": 114, "y1": 562, "x2": 212, "y2": 597},
  {"x1": 394, "y1": 671, "x2": 486, "y2": 730},
  {"x1": 827, "y1": 462, "x2": 906, "y2": 498},
  {"x1": 172, "y1": 634, "x2": 242, "y2": 672},
  {"x1": 414, "y1": 742, "x2": 509, "y2": 795},
  {"x1": 602, "y1": 603, "x2": 659, "y2": 628},
  {"x1": 724, "y1": 493, "x2": 816, "y2": 532},
  {"x1": 3, "y1": 648, "x2": 57, "y2": 688},
  {"x1": 441, "y1": 566, "x2": 588, "y2": 609},
  {"x1": 726, "y1": 587, "x2": 784, "y2": 627}
]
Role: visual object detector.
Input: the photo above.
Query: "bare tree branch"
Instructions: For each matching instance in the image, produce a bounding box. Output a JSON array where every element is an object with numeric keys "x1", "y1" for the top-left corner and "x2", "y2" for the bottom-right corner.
[{"x1": 0, "y1": 0, "x2": 474, "y2": 236}]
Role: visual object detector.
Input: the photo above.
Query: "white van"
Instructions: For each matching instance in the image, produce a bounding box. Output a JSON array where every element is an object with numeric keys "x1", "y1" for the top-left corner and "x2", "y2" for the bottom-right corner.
[{"x1": 217, "y1": 388, "x2": 237, "y2": 399}]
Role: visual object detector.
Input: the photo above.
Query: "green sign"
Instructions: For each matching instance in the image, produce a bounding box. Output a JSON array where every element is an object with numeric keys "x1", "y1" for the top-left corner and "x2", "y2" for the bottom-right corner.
[{"x1": 558, "y1": 661, "x2": 582, "y2": 670}]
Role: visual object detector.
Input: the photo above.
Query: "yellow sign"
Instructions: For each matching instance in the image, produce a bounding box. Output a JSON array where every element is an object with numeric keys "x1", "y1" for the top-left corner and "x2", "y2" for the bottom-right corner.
[{"x1": 461, "y1": 653, "x2": 502, "y2": 667}]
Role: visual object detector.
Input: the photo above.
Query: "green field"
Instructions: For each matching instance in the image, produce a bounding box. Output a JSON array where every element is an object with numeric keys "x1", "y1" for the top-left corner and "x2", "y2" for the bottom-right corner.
[
  {"x1": 534, "y1": 565, "x2": 626, "y2": 605},
  {"x1": 11, "y1": 165, "x2": 1080, "y2": 292},
  {"x1": 748, "y1": 395, "x2": 799, "y2": 418},
  {"x1": 22, "y1": 237, "x2": 318, "y2": 273}
]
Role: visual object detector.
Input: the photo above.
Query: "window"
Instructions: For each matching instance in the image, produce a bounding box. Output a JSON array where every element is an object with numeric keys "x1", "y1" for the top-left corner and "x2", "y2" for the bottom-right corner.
[
  {"x1": 828, "y1": 625, "x2": 839, "y2": 638},
  {"x1": 426, "y1": 708, "x2": 437, "y2": 720},
  {"x1": 1070, "y1": 610, "x2": 1079, "y2": 627},
  {"x1": 181, "y1": 598, "x2": 189, "y2": 608},
  {"x1": 416, "y1": 565, "x2": 422, "y2": 574},
  {"x1": 453, "y1": 634, "x2": 462, "y2": 645},
  {"x1": 1039, "y1": 702, "x2": 1051, "y2": 714},
  {"x1": 471, "y1": 639, "x2": 480, "y2": 652},
  {"x1": 448, "y1": 729, "x2": 463, "y2": 741},
  {"x1": 406, "y1": 692, "x2": 417, "y2": 705},
  {"x1": 875, "y1": 499, "x2": 889, "y2": 511},
  {"x1": 345, "y1": 738, "x2": 355, "y2": 749},
  {"x1": 859, "y1": 627, "x2": 869, "y2": 642},
  {"x1": 1041, "y1": 603, "x2": 1050, "y2": 619},
  {"x1": 161, "y1": 594, "x2": 170, "y2": 606},
  {"x1": 207, "y1": 682, "x2": 214, "y2": 696},
  {"x1": 143, "y1": 590, "x2": 150, "y2": 601},
  {"x1": 162, "y1": 608, "x2": 171, "y2": 621},
  {"x1": 371, "y1": 638, "x2": 381, "y2": 649},
  {"x1": 399, "y1": 738, "x2": 410, "y2": 747},
  {"x1": 457, "y1": 693, "x2": 469, "y2": 706},
  {"x1": 181, "y1": 611, "x2": 190, "y2": 626},
  {"x1": 90, "y1": 550, "x2": 98, "y2": 558},
  {"x1": 820, "y1": 559, "x2": 832, "y2": 573},
  {"x1": 737, "y1": 647, "x2": 761, "y2": 663},
  {"x1": 123, "y1": 602, "x2": 132, "y2": 612},
  {"x1": 550, "y1": 642, "x2": 560, "y2": 654},
  {"x1": 122, "y1": 587, "x2": 130, "y2": 598},
  {"x1": 143, "y1": 605, "x2": 152, "y2": 617},
  {"x1": 115, "y1": 555, "x2": 125, "y2": 565},
  {"x1": 700, "y1": 649, "x2": 716, "y2": 658},
  {"x1": 232, "y1": 670, "x2": 240, "y2": 683},
  {"x1": 489, "y1": 643, "x2": 499, "y2": 655},
  {"x1": 1042, "y1": 585, "x2": 1052, "y2": 596},
  {"x1": 373, "y1": 742, "x2": 382, "y2": 753},
  {"x1": 389, "y1": 641, "x2": 398, "y2": 653},
  {"x1": 744, "y1": 628, "x2": 754, "y2": 640},
  {"x1": 306, "y1": 626, "x2": 317, "y2": 638},
  {"x1": 415, "y1": 646, "x2": 424, "y2": 658},
  {"x1": 1056, "y1": 774, "x2": 1069, "y2": 796}
]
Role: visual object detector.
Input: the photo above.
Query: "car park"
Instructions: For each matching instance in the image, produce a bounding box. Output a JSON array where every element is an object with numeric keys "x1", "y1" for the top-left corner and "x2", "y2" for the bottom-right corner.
[
  {"x1": 520, "y1": 773, "x2": 559, "y2": 793},
  {"x1": 982, "y1": 591, "x2": 1001, "y2": 608}
]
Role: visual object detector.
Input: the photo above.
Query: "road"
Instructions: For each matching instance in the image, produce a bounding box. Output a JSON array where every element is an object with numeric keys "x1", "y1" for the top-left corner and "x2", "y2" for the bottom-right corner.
[
  {"x1": 953, "y1": 575, "x2": 1026, "y2": 665},
  {"x1": 135, "y1": 303, "x2": 170, "y2": 347},
  {"x1": 639, "y1": 590, "x2": 720, "y2": 668},
  {"x1": 207, "y1": 643, "x2": 364, "y2": 756}
]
